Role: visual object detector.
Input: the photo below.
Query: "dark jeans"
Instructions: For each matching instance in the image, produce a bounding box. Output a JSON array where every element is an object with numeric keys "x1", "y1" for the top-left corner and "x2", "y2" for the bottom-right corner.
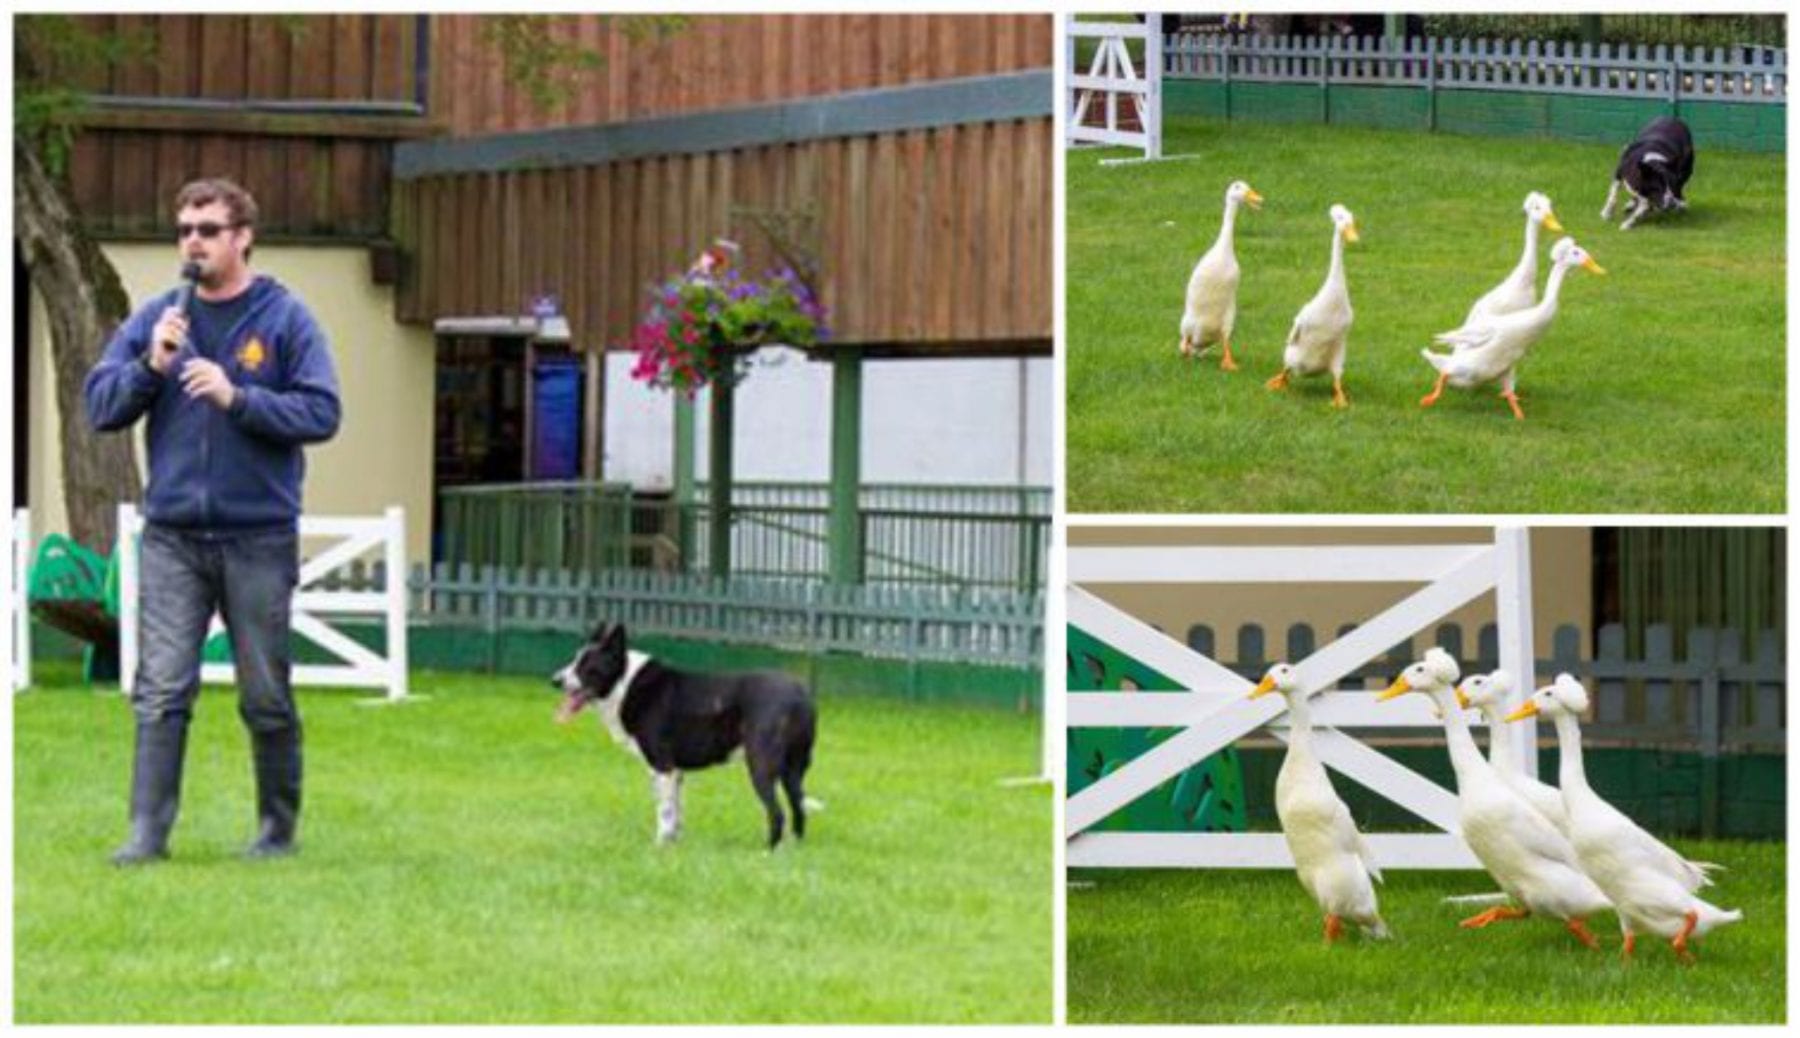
[{"x1": 134, "y1": 523, "x2": 301, "y2": 734}]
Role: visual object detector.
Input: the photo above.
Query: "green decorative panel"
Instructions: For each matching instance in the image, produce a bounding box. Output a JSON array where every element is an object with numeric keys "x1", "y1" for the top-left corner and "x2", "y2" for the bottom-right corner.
[
  {"x1": 1680, "y1": 100, "x2": 1786, "y2": 153},
  {"x1": 1162, "y1": 77, "x2": 1782, "y2": 153},
  {"x1": 1327, "y1": 84, "x2": 1430, "y2": 131},
  {"x1": 1227, "y1": 82, "x2": 1325, "y2": 124},
  {"x1": 1436, "y1": 89, "x2": 1550, "y2": 139},
  {"x1": 1163, "y1": 79, "x2": 1229, "y2": 119},
  {"x1": 1067, "y1": 625, "x2": 1246, "y2": 833},
  {"x1": 1546, "y1": 94, "x2": 1670, "y2": 145}
]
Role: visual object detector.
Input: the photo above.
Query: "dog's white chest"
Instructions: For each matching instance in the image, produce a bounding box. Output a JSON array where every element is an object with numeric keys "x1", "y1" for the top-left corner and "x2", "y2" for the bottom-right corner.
[{"x1": 594, "y1": 651, "x2": 651, "y2": 760}]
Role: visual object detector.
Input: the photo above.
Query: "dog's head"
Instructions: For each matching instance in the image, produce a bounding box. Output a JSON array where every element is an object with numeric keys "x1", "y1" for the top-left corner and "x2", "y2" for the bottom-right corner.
[
  {"x1": 1629, "y1": 150, "x2": 1682, "y2": 212},
  {"x1": 550, "y1": 622, "x2": 630, "y2": 724}
]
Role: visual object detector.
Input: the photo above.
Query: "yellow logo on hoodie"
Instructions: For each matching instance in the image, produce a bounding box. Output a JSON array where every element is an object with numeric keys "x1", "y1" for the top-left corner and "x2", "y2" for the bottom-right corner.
[{"x1": 237, "y1": 336, "x2": 268, "y2": 372}]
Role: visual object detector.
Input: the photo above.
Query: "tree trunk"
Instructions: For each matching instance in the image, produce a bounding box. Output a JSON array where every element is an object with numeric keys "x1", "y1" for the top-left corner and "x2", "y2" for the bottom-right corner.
[{"x1": 13, "y1": 136, "x2": 143, "y2": 552}]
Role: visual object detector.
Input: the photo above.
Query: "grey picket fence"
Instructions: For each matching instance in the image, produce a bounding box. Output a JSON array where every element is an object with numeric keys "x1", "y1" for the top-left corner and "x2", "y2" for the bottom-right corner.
[
  {"x1": 410, "y1": 563, "x2": 1044, "y2": 670},
  {"x1": 1176, "y1": 620, "x2": 1783, "y2": 753},
  {"x1": 1165, "y1": 33, "x2": 1786, "y2": 103}
]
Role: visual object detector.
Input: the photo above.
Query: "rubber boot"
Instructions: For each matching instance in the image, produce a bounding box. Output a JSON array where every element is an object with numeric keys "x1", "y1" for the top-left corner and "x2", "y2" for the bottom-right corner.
[
  {"x1": 111, "y1": 718, "x2": 190, "y2": 866},
  {"x1": 245, "y1": 727, "x2": 302, "y2": 859}
]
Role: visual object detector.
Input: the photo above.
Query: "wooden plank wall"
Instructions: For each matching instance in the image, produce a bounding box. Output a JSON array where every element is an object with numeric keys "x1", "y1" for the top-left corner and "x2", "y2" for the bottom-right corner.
[
  {"x1": 391, "y1": 116, "x2": 1052, "y2": 354},
  {"x1": 60, "y1": 14, "x2": 418, "y2": 237},
  {"x1": 430, "y1": 14, "x2": 1053, "y2": 135},
  {"x1": 65, "y1": 14, "x2": 419, "y2": 102}
]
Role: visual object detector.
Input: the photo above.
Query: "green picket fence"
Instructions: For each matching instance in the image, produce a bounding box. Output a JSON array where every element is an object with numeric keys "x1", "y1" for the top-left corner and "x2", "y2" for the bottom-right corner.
[
  {"x1": 412, "y1": 563, "x2": 1045, "y2": 670},
  {"x1": 438, "y1": 481, "x2": 1051, "y2": 591}
]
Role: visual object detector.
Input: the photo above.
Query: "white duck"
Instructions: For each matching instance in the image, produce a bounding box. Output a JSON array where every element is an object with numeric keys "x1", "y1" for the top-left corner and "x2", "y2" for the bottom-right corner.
[
  {"x1": 1456, "y1": 670, "x2": 1571, "y2": 836},
  {"x1": 1507, "y1": 674, "x2": 1740, "y2": 962},
  {"x1": 1458, "y1": 192, "x2": 1564, "y2": 329},
  {"x1": 1179, "y1": 180, "x2": 1263, "y2": 371},
  {"x1": 1420, "y1": 237, "x2": 1605, "y2": 421},
  {"x1": 1250, "y1": 662, "x2": 1390, "y2": 943},
  {"x1": 1379, "y1": 650, "x2": 1610, "y2": 948},
  {"x1": 1266, "y1": 204, "x2": 1358, "y2": 408}
]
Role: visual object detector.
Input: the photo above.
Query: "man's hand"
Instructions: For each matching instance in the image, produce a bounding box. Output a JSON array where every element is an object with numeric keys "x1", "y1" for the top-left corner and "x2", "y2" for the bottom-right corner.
[
  {"x1": 148, "y1": 307, "x2": 187, "y2": 375},
  {"x1": 179, "y1": 358, "x2": 238, "y2": 410}
]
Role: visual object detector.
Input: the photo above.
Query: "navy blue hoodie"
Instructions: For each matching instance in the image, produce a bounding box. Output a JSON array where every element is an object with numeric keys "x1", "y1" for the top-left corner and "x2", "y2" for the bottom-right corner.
[{"x1": 84, "y1": 275, "x2": 341, "y2": 530}]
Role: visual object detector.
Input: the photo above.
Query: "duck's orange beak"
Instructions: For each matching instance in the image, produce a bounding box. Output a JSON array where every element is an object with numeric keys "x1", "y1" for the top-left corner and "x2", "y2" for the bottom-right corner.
[
  {"x1": 1249, "y1": 675, "x2": 1278, "y2": 699},
  {"x1": 1582, "y1": 256, "x2": 1607, "y2": 275},
  {"x1": 1454, "y1": 686, "x2": 1472, "y2": 710},
  {"x1": 1244, "y1": 188, "x2": 1264, "y2": 210},
  {"x1": 1543, "y1": 211, "x2": 1565, "y2": 233},
  {"x1": 1376, "y1": 677, "x2": 1411, "y2": 702},
  {"x1": 1504, "y1": 700, "x2": 1540, "y2": 722}
]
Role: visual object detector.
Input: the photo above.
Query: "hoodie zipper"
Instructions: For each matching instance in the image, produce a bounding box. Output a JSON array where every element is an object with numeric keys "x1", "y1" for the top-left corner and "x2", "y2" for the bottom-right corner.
[{"x1": 195, "y1": 278, "x2": 274, "y2": 527}]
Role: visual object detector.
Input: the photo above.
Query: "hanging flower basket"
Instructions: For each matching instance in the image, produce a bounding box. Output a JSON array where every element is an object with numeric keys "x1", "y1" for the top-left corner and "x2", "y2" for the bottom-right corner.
[{"x1": 627, "y1": 241, "x2": 830, "y2": 396}]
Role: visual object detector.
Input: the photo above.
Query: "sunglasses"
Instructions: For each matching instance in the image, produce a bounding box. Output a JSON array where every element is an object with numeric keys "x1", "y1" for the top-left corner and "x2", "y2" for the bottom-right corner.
[{"x1": 175, "y1": 221, "x2": 241, "y2": 241}]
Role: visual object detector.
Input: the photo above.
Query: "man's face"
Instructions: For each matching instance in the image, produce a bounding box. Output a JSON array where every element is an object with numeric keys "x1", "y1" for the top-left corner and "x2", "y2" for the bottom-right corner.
[{"x1": 175, "y1": 201, "x2": 251, "y2": 284}]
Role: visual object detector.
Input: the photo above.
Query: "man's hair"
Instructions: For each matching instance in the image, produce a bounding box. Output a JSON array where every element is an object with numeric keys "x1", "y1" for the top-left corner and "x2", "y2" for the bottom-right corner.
[{"x1": 173, "y1": 177, "x2": 259, "y2": 228}]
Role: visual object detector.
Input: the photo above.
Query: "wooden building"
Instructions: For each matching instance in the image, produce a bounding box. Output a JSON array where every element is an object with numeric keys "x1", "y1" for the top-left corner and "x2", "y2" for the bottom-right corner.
[{"x1": 28, "y1": 13, "x2": 1055, "y2": 572}]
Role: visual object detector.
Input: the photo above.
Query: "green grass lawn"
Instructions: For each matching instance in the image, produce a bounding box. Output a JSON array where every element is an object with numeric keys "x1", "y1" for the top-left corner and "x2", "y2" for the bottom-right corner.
[
  {"x1": 1069, "y1": 838, "x2": 1784, "y2": 1023},
  {"x1": 15, "y1": 666, "x2": 1052, "y2": 1023},
  {"x1": 1067, "y1": 117, "x2": 1785, "y2": 513}
]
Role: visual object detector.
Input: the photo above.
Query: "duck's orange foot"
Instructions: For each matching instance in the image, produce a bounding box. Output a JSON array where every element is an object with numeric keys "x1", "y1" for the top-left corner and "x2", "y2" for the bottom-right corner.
[
  {"x1": 1459, "y1": 905, "x2": 1529, "y2": 929},
  {"x1": 1566, "y1": 917, "x2": 1601, "y2": 950},
  {"x1": 1265, "y1": 371, "x2": 1290, "y2": 391},
  {"x1": 1323, "y1": 914, "x2": 1344, "y2": 944},
  {"x1": 1420, "y1": 374, "x2": 1448, "y2": 408},
  {"x1": 1672, "y1": 908, "x2": 1699, "y2": 965},
  {"x1": 1501, "y1": 390, "x2": 1525, "y2": 421}
]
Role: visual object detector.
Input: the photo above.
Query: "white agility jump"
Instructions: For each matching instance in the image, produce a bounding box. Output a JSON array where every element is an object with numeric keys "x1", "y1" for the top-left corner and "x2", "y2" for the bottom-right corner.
[
  {"x1": 1066, "y1": 16, "x2": 1163, "y2": 162},
  {"x1": 118, "y1": 505, "x2": 409, "y2": 701},
  {"x1": 1067, "y1": 528, "x2": 1536, "y2": 870}
]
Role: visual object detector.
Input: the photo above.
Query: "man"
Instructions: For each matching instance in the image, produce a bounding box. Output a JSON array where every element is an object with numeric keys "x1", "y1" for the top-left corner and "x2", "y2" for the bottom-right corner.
[{"x1": 84, "y1": 178, "x2": 341, "y2": 865}]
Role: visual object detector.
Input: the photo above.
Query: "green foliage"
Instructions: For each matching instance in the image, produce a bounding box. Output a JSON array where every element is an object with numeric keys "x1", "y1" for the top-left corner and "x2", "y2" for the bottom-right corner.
[
  {"x1": 1070, "y1": 840, "x2": 1785, "y2": 1023},
  {"x1": 1420, "y1": 14, "x2": 1787, "y2": 49},
  {"x1": 481, "y1": 15, "x2": 690, "y2": 114},
  {"x1": 1066, "y1": 116, "x2": 1785, "y2": 513},
  {"x1": 13, "y1": 14, "x2": 152, "y2": 175},
  {"x1": 15, "y1": 666, "x2": 1051, "y2": 1023}
]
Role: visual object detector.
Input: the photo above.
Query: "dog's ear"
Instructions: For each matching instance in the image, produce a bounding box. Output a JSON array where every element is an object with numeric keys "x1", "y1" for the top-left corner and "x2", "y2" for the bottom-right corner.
[
  {"x1": 588, "y1": 620, "x2": 612, "y2": 644},
  {"x1": 600, "y1": 622, "x2": 627, "y2": 652}
]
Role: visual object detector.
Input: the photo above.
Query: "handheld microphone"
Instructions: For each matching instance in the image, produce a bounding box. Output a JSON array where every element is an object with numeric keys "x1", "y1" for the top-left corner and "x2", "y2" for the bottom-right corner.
[
  {"x1": 175, "y1": 261, "x2": 202, "y2": 314},
  {"x1": 158, "y1": 261, "x2": 202, "y2": 360}
]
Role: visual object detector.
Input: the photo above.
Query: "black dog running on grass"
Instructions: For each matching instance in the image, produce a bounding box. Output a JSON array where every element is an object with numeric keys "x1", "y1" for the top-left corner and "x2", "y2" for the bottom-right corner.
[
  {"x1": 1601, "y1": 116, "x2": 1695, "y2": 231},
  {"x1": 551, "y1": 622, "x2": 817, "y2": 849}
]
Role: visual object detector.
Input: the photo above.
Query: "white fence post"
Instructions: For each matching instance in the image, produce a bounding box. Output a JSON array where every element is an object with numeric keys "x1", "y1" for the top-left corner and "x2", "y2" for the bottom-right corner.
[
  {"x1": 1067, "y1": 529, "x2": 1537, "y2": 871},
  {"x1": 118, "y1": 503, "x2": 140, "y2": 695},
  {"x1": 383, "y1": 506, "x2": 409, "y2": 702},
  {"x1": 10, "y1": 508, "x2": 30, "y2": 691},
  {"x1": 1494, "y1": 526, "x2": 1537, "y2": 778}
]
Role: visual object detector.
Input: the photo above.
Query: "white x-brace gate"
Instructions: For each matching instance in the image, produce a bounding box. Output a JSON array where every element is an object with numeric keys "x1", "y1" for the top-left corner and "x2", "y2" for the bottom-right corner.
[
  {"x1": 1066, "y1": 16, "x2": 1163, "y2": 161},
  {"x1": 118, "y1": 504, "x2": 409, "y2": 701},
  {"x1": 1067, "y1": 528, "x2": 1537, "y2": 870}
]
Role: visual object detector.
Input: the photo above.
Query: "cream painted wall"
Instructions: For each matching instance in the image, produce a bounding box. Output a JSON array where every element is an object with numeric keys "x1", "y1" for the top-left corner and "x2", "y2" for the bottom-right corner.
[
  {"x1": 25, "y1": 244, "x2": 436, "y2": 566},
  {"x1": 1067, "y1": 526, "x2": 1593, "y2": 673}
]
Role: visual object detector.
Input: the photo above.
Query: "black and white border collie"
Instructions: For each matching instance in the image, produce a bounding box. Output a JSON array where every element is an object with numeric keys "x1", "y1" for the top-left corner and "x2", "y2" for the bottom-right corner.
[
  {"x1": 551, "y1": 622, "x2": 817, "y2": 849},
  {"x1": 1601, "y1": 116, "x2": 1694, "y2": 231}
]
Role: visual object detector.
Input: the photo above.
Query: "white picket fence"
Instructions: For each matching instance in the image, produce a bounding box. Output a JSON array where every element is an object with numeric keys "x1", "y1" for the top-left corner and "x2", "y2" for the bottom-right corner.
[
  {"x1": 1066, "y1": 16, "x2": 1164, "y2": 160},
  {"x1": 1067, "y1": 528, "x2": 1537, "y2": 870},
  {"x1": 8, "y1": 508, "x2": 29, "y2": 692},
  {"x1": 119, "y1": 505, "x2": 409, "y2": 701}
]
